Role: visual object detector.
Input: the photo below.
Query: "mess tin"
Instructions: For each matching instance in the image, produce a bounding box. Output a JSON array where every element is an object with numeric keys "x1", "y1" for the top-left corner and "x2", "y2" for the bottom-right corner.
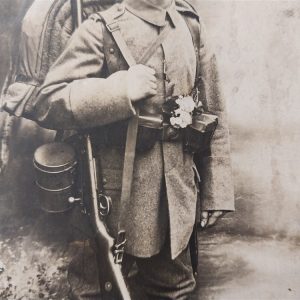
[{"x1": 33, "y1": 142, "x2": 77, "y2": 213}]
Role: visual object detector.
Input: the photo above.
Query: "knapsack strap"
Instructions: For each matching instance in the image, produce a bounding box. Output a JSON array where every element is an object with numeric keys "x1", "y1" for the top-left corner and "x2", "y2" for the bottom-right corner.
[
  {"x1": 102, "y1": 13, "x2": 140, "y2": 239},
  {"x1": 98, "y1": 9, "x2": 173, "y2": 240},
  {"x1": 99, "y1": 11, "x2": 136, "y2": 67},
  {"x1": 99, "y1": 10, "x2": 173, "y2": 67},
  {"x1": 182, "y1": 13, "x2": 208, "y2": 112},
  {"x1": 139, "y1": 25, "x2": 172, "y2": 65},
  {"x1": 97, "y1": 11, "x2": 138, "y2": 237}
]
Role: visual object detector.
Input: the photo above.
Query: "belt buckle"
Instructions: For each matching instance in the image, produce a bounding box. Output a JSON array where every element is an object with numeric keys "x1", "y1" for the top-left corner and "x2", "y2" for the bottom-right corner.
[{"x1": 162, "y1": 123, "x2": 181, "y2": 141}]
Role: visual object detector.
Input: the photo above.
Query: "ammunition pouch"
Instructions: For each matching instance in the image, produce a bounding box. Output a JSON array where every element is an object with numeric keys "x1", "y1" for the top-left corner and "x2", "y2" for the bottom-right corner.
[
  {"x1": 184, "y1": 113, "x2": 218, "y2": 154},
  {"x1": 136, "y1": 113, "x2": 182, "y2": 152}
]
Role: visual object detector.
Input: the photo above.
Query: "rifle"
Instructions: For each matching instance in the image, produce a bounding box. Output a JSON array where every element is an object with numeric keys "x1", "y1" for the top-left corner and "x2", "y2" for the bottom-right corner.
[
  {"x1": 80, "y1": 133, "x2": 131, "y2": 300},
  {"x1": 69, "y1": 1, "x2": 131, "y2": 298}
]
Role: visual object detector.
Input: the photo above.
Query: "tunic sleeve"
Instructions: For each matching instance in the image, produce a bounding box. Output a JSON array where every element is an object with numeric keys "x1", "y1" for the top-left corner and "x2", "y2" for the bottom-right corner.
[
  {"x1": 32, "y1": 18, "x2": 135, "y2": 130},
  {"x1": 197, "y1": 20, "x2": 235, "y2": 211}
]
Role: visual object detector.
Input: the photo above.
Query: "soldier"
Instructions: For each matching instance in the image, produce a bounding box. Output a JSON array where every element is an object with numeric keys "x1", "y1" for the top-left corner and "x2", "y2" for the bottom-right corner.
[{"x1": 30, "y1": 0, "x2": 235, "y2": 298}]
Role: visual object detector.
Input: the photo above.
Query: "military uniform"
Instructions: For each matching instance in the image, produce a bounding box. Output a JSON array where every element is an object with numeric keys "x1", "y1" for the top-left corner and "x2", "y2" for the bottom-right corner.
[{"x1": 31, "y1": 0, "x2": 234, "y2": 298}]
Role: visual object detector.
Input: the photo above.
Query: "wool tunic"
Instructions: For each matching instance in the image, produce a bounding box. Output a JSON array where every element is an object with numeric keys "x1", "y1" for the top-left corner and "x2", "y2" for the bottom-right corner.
[{"x1": 32, "y1": 0, "x2": 235, "y2": 259}]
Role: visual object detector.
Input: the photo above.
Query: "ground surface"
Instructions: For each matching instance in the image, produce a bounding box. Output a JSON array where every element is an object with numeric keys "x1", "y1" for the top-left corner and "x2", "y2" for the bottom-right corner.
[
  {"x1": 194, "y1": 234, "x2": 300, "y2": 300},
  {"x1": 1, "y1": 217, "x2": 299, "y2": 300}
]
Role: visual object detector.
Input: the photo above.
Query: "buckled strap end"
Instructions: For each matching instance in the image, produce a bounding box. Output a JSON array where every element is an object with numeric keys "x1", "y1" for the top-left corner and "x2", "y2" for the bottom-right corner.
[{"x1": 106, "y1": 21, "x2": 120, "y2": 33}]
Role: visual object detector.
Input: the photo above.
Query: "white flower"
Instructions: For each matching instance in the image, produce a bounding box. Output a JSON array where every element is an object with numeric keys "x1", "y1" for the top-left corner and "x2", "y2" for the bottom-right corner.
[
  {"x1": 174, "y1": 108, "x2": 183, "y2": 116},
  {"x1": 182, "y1": 96, "x2": 195, "y2": 113},
  {"x1": 175, "y1": 96, "x2": 195, "y2": 113},
  {"x1": 175, "y1": 97, "x2": 183, "y2": 106},
  {"x1": 169, "y1": 96, "x2": 195, "y2": 129},
  {"x1": 170, "y1": 116, "x2": 183, "y2": 128},
  {"x1": 181, "y1": 111, "x2": 193, "y2": 126},
  {"x1": 170, "y1": 111, "x2": 192, "y2": 129}
]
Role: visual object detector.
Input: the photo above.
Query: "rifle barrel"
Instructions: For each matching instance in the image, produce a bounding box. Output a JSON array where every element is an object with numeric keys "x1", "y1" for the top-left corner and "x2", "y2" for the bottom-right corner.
[{"x1": 71, "y1": 0, "x2": 83, "y2": 30}]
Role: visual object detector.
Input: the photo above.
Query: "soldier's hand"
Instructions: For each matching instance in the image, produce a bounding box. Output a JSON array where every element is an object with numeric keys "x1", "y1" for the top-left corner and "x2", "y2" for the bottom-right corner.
[
  {"x1": 127, "y1": 65, "x2": 157, "y2": 102},
  {"x1": 200, "y1": 210, "x2": 227, "y2": 228}
]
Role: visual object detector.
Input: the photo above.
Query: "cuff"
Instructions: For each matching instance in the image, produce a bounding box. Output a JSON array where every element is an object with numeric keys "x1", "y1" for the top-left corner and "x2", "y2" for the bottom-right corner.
[
  {"x1": 69, "y1": 71, "x2": 136, "y2": 128},
  {"x1": 200, "y1": 156, "x2": 235, "y2": 211}
]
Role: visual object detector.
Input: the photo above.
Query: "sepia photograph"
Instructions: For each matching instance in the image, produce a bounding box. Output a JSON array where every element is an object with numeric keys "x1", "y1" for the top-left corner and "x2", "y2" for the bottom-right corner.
[{"x1": 0, "y1": 0, "x2": 299, "y2": 299}]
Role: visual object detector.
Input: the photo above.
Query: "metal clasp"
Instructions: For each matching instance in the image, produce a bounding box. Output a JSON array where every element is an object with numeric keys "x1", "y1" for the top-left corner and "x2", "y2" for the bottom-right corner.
[
  {"x1": 98, "y1": 194, "x2": 112, "y2": 217},
  {"x1": 114, "y1": 230, "x2": 126, "y2": 264},
  {"x1": 106, "y1": 21, "x2": 120, "y2": 33}
]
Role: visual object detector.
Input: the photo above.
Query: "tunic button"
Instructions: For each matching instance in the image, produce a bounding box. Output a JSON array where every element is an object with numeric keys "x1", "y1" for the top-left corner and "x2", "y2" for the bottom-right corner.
[
  {"x1": 109, "y1": 48, "x2": 115, "y2": 54},
  {"x1": 117, "y1": 4, "x2": 123, "y2": 11}
]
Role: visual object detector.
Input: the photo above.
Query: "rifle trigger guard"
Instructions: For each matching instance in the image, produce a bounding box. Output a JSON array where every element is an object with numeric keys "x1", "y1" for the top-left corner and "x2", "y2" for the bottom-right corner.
[{"x1": 98, "y1": 194, "x2": 112, "y2": 216}]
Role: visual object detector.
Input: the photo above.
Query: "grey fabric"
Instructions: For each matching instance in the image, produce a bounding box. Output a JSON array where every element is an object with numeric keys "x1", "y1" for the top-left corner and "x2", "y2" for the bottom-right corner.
[
  {"x1": 135, "y1": 244, "x2": 196, "y2": 300},
  {"x1": 67, "y1": 240, "x2": 101, "y2": 300},
  {"x1": 67, "y1": 239, "x2": 195, "y2": 300},
  {"x1": 19, "y1": 0, "x2": 234, "y2": 258},
  {"x1": 1, "y1": 0, "x2": 113, "y2": 117}
]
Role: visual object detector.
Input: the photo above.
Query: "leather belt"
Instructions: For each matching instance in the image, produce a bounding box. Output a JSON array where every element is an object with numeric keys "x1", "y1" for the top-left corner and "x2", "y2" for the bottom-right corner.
[{"x1": 138, "y1": 113, "x2": 181, "y2": 142}]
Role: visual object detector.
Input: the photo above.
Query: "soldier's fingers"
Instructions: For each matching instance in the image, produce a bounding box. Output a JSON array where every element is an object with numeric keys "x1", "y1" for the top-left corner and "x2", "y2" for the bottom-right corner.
[
  {"x1": 145, "y1": 88, "x2": 157, "y2": 97},
  {"x1": 211, "y1": 211, "x2": 224, "y2": 218},
  {"x1": 148, "y1": 82, "x2": 157, "y2": 90},
  {"x1": 201, "y1": 211, "x2": 209, "y2": 219},
  {"x1": 207, "y1": 211, "x2": 224, "y2": 227},
  {"x1": 200, "y1": 211, "x2": 209, "y2": 228},
  {"x1": 133, "y1": 64, "x2": 155, "y2": 76},
  {"x1": 142, "y1": 72, "x2": 157, "y2": 84},
  {"x1": 141, "y1": 65, "x2": 156, "y2": 75},
  {"x1": 149, "y1": 75, "x2": 157, "y2": 84},
  {"x1": 149, "y1": 86, "x2": 158, "y2": 94},
  {"x1": 207, "y1": 216, "x2": 219, "y2": 227}
]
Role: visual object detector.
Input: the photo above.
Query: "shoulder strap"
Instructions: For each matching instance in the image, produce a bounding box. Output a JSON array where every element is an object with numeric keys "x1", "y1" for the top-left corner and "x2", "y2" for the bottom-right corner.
[
  {"x1": 97, "y1": 6, "x2": 139, "y2": 243},
  {"x1": 97, "y1": 6, "x2": 136, "y2": 67},
  {"x1": 183, "y1": 15, "x2": 201, "y2": 85},
  {"x1": 98, "y1": 6, "x2": 173, "y2": 67},
  {"x1": 181, "y1": 13, "x2": 209, "y2": 111}
]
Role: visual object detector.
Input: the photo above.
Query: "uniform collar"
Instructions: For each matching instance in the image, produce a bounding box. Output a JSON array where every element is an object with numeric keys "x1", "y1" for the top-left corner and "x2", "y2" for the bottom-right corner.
[{"x1": 124, "y1": 0, "x2": 177, "y2": 27}]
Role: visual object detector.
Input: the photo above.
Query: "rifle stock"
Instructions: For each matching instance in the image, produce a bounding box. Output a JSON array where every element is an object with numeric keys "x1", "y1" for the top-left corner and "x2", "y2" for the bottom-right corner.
[
  {"x1": 69, "y1": 2, "x2": 130, "y2": 299},
  {"x1": 84, "y1": 134, "x2": 131, "y2": 300}
]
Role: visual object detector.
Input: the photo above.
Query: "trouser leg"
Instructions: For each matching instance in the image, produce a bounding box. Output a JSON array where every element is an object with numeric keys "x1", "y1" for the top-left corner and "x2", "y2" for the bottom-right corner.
[
  {"x1": 67, "y1": 241, "x2": 140, "y2": 300},
  {"x1": 67, "y1": 240, "x2": 196, "y2": 300},
  {"x1": 67, "y1": 240, "x2": 101, "y2": 300},
  {"x1": 135, "y1": 243, "x2": 196, "y2": 300}
]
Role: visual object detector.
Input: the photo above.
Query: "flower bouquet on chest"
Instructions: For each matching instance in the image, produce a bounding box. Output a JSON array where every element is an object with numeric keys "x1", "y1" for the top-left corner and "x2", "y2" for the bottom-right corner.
[{"x1": 162, "y1": 94, "x2": 218, "y2": 153}]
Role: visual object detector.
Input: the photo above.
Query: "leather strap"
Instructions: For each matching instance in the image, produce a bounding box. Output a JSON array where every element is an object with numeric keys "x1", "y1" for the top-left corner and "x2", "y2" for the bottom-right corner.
[
  {"x1": 99, "y1": 10, "x2": 173, "y2": 231},
  {"x1": 181, "y1": 10, "x2": 203, "y2": 277},
  {"x1": 104, "y1": 19, "x2": 137, "y2": 67},
  {"x1": 139, "y1": 24, "x2": 172, "y2": 65},
  {"x1": 100, "y1": 10, "x2": 172, "y2": 66},
  {"x1": 98, "y1": 12, "x2": 139, "y2": 232},
  {"x1": 182, "y1": 14, "x2": 209, "y2": 112}
]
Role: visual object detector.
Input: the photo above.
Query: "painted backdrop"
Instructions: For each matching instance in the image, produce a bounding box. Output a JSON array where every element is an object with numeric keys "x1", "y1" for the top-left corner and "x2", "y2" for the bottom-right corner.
[{"x1": 0, "y1": 1, "x2": 300, "y2": 298}]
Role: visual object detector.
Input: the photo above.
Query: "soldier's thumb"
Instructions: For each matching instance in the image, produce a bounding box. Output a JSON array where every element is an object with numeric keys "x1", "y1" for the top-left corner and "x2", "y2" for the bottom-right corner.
[{"x1": 200, "y1": 211, "x2": 209, "y2": 228}]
